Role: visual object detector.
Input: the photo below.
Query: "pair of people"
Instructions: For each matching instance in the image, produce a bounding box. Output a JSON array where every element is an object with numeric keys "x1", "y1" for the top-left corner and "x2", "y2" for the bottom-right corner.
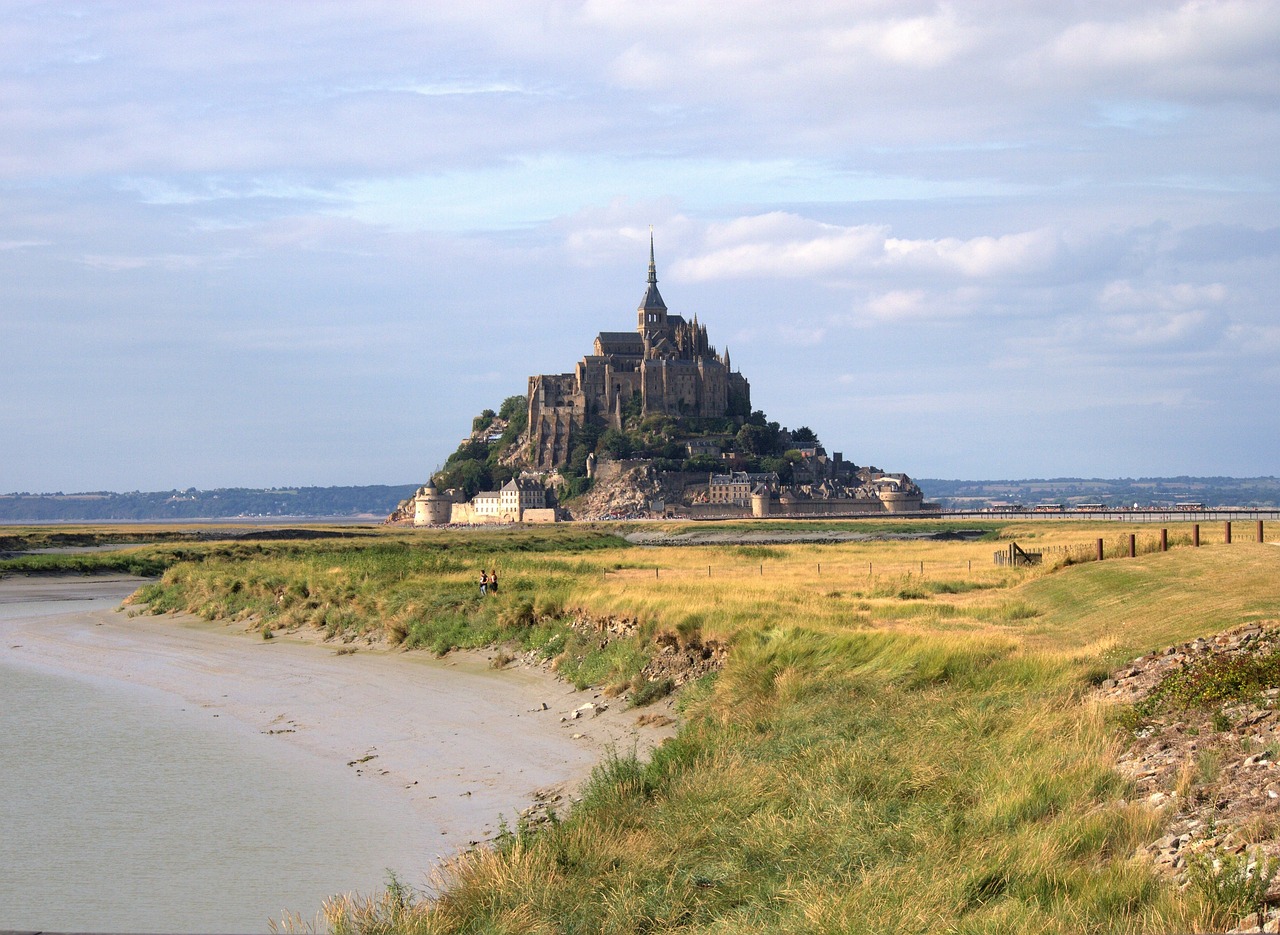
[{"x1": 479, "y1": 569, "x2": 499, "y2": 596}]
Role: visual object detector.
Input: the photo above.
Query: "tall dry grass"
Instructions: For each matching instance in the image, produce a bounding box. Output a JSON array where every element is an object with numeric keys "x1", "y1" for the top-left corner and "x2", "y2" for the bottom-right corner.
[{"x1": 145, "y1": 519, "x2": 1279, "y2": 932}]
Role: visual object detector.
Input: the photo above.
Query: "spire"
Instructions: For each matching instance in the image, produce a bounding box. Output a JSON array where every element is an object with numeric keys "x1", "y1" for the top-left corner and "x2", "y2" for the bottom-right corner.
[
  {"x1": 639, "y1": 227, "x2": 666, "y2": 313},
  {"x1": 648, "y1": 227, "x2": 657, "y2": 285}
]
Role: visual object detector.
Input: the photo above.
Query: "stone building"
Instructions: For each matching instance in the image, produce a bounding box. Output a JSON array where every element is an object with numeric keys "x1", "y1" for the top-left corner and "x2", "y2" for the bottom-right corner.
[
  {"x1": 408, "y1": 478, "x2": 555, "y2": 525},
  {"x1": 447, "y1": 477, "x2": 556, "y2": 525},
  {"x1": 527, "y1": 237, "x2": 750, "y2": 469},
  {"x1": 708, "y1": 471, "x2": 780, "y2": 506}
]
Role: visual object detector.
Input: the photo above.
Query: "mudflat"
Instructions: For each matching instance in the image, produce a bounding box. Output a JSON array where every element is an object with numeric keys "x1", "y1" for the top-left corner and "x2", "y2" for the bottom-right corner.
[{"x1": 0, "y1": 574, "x2": 672, "y2": 852}]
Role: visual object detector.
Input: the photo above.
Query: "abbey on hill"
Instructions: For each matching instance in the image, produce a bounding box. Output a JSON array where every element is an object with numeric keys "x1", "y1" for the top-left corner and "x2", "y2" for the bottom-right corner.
[
  {"x1": 527, "y1": 236, "x2": 750, "y2": 470},
  {"x1": 393, "y1": 237, "x2": 926, "y2": 523}
]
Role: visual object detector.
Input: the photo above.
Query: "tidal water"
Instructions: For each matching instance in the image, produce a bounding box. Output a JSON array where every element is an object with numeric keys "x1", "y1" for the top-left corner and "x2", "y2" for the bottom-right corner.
[{"x1": 0, "y1": 587, "x2": 422, "y2": 933}]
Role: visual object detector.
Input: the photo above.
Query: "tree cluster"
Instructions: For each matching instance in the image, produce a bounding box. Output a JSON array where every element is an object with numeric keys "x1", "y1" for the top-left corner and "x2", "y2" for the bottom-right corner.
[
  {"x1": 433, "y1": 390, "x2": 826, "y2": 500},
  {"x1": 432, "y1": 395, "x2": 528, "y2": 497}
]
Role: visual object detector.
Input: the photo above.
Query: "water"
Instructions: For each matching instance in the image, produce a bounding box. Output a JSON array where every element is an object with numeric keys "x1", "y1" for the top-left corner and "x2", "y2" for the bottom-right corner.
[{"x1": 0, "y1": 584, "x2": 423, "y2": 933}]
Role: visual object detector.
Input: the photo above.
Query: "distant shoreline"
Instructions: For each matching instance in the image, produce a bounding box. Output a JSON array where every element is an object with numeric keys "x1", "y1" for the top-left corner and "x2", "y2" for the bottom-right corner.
[{"x1": 3, "y1": 476, "x2": 1277, "y2": 522}]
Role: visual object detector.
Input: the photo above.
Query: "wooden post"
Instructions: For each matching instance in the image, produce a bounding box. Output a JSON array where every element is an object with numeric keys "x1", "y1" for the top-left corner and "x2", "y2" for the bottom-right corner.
[
  {"x1": 1128, "y1": 534, "x2": 1136, "y2": 558},
  {"x1": 1225, "y1": 521, "x2": 1232, "y2": 544},
  {"x1": 655, "y1": 567, "x2": 659, "y2": 579},
  {"x1": 1160, "y1": 528, "x2": 1168, "y2": 552},
  {"x1": 760, "y1": 563, "x2": 763, "y2": 576},
  {"x1": 920, "y1": 561, "x2": 924, "y2": 575},
  {"x1": 1193, "y1": 524, "x2": 1200, "y2": 547},
  {"x1": 817, "y1": 563, "x2": 821, "y2": 576},
  {"x1": 1096, "y1": 538, "x2": 1104, "y2": 561},
  {"x1": 708, "y1": 565, "x2": 711, "y2": 577},
  {"x1": 1259, "y1": 520, "x2": 1265, "y2": 543}
]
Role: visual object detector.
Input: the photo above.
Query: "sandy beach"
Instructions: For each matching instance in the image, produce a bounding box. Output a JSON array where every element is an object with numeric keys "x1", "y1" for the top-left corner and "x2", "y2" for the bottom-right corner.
[{"x1": 1, "y1": 574, "x2": 675, "y2": 859}]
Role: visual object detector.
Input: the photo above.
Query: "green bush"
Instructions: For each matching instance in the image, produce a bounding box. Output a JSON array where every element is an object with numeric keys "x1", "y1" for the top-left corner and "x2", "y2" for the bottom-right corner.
[
  {"x1": 631, "y1": 677, "x2": 675, "y2": 707},
  {"x1": 1187, "y1": 848, "x2": 1275, "y2": 930}
]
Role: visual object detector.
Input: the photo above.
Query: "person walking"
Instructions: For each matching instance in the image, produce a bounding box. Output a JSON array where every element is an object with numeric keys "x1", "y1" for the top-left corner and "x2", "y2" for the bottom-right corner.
[
  {"x1": 479, "y1": 570, "x2": 488, "y2": 596},
  {"x1": 489, "y1": 569, "x2": 499, "y2": 595}
]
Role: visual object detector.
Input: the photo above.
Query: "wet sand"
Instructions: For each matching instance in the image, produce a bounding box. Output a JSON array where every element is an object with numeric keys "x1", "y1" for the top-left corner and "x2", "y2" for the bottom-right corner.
[{"x1": 0, "y1": 574, "x2": 673, "y2": 857}]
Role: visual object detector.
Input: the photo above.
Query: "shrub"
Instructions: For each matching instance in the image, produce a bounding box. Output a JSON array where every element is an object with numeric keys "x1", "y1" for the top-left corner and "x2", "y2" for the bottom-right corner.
[
  {"x1": 1138, "y1": 645, "x2": 1280, "y2": 718},
  {"x1": 498, "y1": 598, "x2": 535, "y2": 630},
  {"x1": 631, "y1": 677, "x2": 675, "y2": 707},
  {"x1": 1187, "y1": 848, "x2": 1276, "y2": 930}
]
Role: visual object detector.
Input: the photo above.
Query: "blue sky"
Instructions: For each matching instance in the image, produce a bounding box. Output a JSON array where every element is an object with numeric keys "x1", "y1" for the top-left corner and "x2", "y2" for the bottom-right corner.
[{"x1": 2, "y1": 1, "x2": 1278, "y2": 491}]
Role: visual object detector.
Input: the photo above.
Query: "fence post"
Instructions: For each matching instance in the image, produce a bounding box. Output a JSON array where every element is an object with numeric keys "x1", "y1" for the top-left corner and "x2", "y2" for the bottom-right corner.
[
  {"x1": 1193, "y1": 524, "x2": 1200, "y2": 547},
  {"x1": 708, "y1": 565, "x2": 711, "y2": 577},
  {"x1": 1225, "y1": 521, "x2": 1232, "y2": 544},
  {"x1": 655, "y1": 566, "x2": 659, "y2": 579},
  {"x1": 920, "y1": 561, "x2": 924, "y2": 575},
  {"x1": 817, "y1": 563, "x2": 821, "y2": 576},
  {"x1": 1259, "y1": 520, "x2": 1265, "y2": 543},
  {"x1": 760, "y1": 563, "x2": 763, "y2": 576},
  {"x1": 1128, "y1": 534, "x2": 1136, "y2": 558},
  {"x1": 1096, "y1": 538, "x2": 1104, "y2": 561},
  {"x1": 1160, "y1": 528, "x2": 1168, "y2": 552}
]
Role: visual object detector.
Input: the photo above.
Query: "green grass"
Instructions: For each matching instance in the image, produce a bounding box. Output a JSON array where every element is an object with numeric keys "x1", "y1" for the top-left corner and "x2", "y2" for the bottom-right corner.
[
  {"x1": 0, "y1": 551, "x2": 171, "y2": 576},
  {"x1": 42, "y1": 518, "x2": 1273, "y2": 933}
]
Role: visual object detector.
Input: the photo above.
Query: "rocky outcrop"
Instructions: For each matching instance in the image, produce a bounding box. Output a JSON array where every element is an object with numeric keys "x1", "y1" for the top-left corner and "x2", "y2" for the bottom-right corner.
[
  {"x1": 571, "y1": 462, "x2": 666, "y2": 520},
  {"x1": 510, "y1": 608, "x2": 727, "y2": 693},
  {"x1": 1099, "y1": 623, "x2": 1280, "y2": 927}
]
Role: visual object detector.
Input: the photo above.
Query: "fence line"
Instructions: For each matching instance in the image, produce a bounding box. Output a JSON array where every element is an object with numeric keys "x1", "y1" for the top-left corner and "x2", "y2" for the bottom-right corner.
[{"x1": 613, "y1": 521, "x2": 1266, "y2": 582}]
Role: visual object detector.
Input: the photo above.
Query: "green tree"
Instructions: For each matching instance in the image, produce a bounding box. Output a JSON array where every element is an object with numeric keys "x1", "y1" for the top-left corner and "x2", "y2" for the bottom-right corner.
[
  {"x1": 683, "y1": 454, "x2": 722, "y2": 473},
  {"x1": 760, "y1": 456, "x2": 791, "y2": 482},
  {"x1": 597, "y1": 428, "x2": 634, "y2": 459},
  {"x1": 498, "y1": 395, "x2": 525, "y2": 421},
  {"x1": 433, "y1": 459, "x2": 490, "y2": 498},
  {"x1": 735, "y1": 422, "x2": 778, "y2": 457}
]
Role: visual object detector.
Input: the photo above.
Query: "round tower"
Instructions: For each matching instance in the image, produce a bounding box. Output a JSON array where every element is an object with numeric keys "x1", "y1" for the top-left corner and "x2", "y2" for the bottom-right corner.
[{"x1": 413, "y1": 485, "x2": 454, "y2": 525}]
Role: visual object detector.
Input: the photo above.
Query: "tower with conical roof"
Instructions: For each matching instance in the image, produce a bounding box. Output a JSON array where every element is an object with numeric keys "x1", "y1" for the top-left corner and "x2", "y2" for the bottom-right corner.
[{"x1": 637, "y1": 230, "x2": 668, "y2": 339}]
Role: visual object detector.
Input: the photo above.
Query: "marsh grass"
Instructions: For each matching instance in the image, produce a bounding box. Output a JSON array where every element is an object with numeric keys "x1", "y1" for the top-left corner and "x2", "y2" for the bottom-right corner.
[{"x1": 110, "y1": 518, "x2": 1280, "y2": 933}]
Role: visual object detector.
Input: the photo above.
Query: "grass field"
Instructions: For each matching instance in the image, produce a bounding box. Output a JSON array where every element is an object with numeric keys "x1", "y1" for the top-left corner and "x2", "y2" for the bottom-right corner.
[{"x1": 6, "y1": 518, "x2": 1277, "y2": 932}]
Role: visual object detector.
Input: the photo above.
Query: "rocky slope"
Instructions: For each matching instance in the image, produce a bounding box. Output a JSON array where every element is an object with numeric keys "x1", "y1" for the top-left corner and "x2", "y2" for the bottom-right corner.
[{"x1": 1099, "y1": 623, "x2": 1280, "y2": 930}]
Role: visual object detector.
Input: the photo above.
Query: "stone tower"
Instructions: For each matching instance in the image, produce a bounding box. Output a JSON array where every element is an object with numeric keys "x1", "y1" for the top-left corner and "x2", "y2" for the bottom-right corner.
[{"x1": 637, "y1": 231, "x2": 668, "y2": 339}]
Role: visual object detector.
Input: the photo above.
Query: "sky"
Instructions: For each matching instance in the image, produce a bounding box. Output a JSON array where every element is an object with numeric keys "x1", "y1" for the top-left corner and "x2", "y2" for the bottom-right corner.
[{"x1": 2, "y1": 0, "x2": 1278, "y2": 492}]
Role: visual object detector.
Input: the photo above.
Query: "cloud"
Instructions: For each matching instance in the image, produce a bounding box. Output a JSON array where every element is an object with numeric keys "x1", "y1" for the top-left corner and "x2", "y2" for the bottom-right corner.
[
  {"x1": 1045, "y1": 1, "x2": 1280, "y2": 95},
  {"x1": 672, "y1": 213, "x2": 1060, "y2": 281},
  {"x1": 1098, "y1": 280, "x2": 1227, "y2": 311},
  {"x1": 1, "y1": 3, "x2": 1277, "y2": 487},
  {"x1": 1098, "y1": 309, "x2": 1220, "y2": 348},
  {"x1": 856, "y1": 288, "x2": 988, "y2": 324}
]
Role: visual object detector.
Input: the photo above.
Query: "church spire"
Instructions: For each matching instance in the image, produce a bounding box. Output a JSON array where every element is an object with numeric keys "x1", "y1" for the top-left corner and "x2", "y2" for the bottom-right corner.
[
  {"x1": 648, "y1": 227, "x2": 657, "y2": 286},
  {"x1": 637, "y1": 226, "x2": 667, "y2": 335}
]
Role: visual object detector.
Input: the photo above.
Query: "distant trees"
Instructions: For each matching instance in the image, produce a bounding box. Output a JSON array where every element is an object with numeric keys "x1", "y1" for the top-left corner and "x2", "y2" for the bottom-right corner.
[
  {"x1": 790, "y1": 426, "x2": 820, "y2": 447},
  {"x1": 0, "y1": 486, "x2": 421, "y2": 520}
]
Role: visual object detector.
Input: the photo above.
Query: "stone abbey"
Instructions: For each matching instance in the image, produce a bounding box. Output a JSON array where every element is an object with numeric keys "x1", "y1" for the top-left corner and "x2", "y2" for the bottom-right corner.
[{"x1": 526, "y1": 237, "x2": 750, "y2": 470}]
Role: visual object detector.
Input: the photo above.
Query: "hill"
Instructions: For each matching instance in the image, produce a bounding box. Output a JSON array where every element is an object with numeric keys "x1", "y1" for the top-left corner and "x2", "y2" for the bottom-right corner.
[
  {"x1": 0, "y1": 485, "x2": 418, "y2": 522},
  {"x1": 919, "y1": 476, "x2": 1280, "y2": 509}
]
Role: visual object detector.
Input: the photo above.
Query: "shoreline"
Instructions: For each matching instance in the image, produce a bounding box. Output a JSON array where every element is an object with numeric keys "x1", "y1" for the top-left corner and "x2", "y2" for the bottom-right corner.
[{"x1": 1, "y1": 574, "x2": 675, "y2": 865}]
